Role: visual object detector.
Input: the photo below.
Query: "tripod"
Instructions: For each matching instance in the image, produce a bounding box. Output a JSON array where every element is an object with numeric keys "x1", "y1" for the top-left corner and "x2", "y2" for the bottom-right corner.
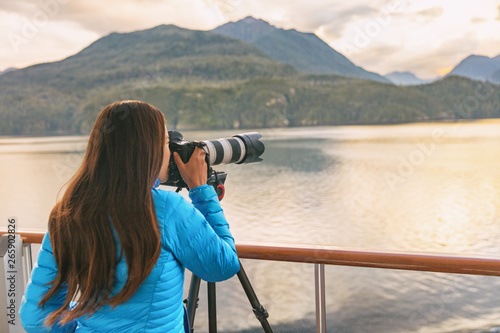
[
  {"x1": 182, "y1": 171, "x2": 273, "y2": 333},
  {"x1": 185, "y1": 261, "x2": 273, "y2": 333}
]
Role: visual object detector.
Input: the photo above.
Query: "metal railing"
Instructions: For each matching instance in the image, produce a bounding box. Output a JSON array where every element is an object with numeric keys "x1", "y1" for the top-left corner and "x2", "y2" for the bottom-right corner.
[{"x1": 3, "y1": 230, "x2": 500, "y2": 333}]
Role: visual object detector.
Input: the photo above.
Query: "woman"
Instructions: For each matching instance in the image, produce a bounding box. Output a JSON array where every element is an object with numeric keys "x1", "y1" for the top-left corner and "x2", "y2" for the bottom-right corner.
[{"x1": 19, "y1": 100, "x2": 240, "y2": 332}]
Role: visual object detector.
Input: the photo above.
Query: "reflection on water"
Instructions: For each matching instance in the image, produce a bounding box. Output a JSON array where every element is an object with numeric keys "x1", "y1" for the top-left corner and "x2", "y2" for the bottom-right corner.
[
  {"x1": 2, "y1": 120, "x2": 500, "y2": 332},
  {"x1": 262, "y1": 138, "x2": 336, "y2": 172}
]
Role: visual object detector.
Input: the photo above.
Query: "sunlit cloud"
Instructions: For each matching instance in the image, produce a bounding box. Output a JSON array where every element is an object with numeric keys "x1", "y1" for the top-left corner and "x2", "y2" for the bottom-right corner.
[{"x1": 437, "y1": 66, "x2": 454, "y2": 76}]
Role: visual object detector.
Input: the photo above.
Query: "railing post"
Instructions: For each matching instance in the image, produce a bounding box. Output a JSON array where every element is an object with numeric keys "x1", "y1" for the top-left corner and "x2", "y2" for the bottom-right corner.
[
  {"x1": 315, "y1": 263, "x2": 326, "y2": 333},
  {"x1": 0, "y1": 234, "x2": 27, "y2": 333},
  {"x1": 21, "y1": 243, "x2": 32, "y2": 287}
]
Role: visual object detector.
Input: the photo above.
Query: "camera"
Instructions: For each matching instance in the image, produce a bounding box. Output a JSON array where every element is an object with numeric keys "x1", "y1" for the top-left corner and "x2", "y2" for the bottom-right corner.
[{"x1": 163, "y1": 130, "x2": 265, "y2": 189}]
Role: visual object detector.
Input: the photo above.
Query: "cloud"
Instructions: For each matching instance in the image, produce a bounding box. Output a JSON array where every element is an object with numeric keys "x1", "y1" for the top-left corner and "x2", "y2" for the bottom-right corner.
[
  {"x1": 470, "y1": 17, "x2": 487, "y2": 24},
  {"x1": 311, "y1": 2, "x2": 406, "y2": 40},
  {"x1": 315, "y1": 5, "x2": 380, "y2": 39},
  {"x1": 2, "y1": 0, "x2": 222, "y2": 37},
  {"x1": 346, "y1": 43, "x2": 403, "y2": 72},
  {"x1": 497, "y1": 4, "x2": 500, "y2": 20},
  {"x1": 205, "y1": 0, "x2": 243, "y2": 17},
  {"x1": 434, "y1": 33, "x2": 479, "y2": 59},
  {"x1": 344, "y1": 31, "x2": 483, "y2": 79},
  {"x1": 405, "y1": 6, "x2": 444, "y2": 24},
  {"x1": 210, "y1": 1, "x2": 381, "y2": 37},
  {"x1": 60, "y1": 1, "x2": 223, "y2": 33},
  {"x1": 415, "y1": 6, "x2": 444, "y2": 18},
  {"x1": 0, "y1": 0, "x2": 37, "y2": 14},
  {"x1": 401, "y1": 33, "x2": 480, "y2": 78}
]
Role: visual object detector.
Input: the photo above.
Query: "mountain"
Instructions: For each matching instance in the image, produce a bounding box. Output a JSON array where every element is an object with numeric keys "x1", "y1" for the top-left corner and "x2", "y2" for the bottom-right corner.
[
  {"x1": 0, "y1": 67, "x2": 17, "y2": 76},
  {"x1": 447, "y1": 54, "x2": 500, "y2": 82},
  {"x1": 2, "y1": 24, "x2": 295, "y2": 92},
  {"x1": 1, "y1": 23, "x2": 499, "y2": 136},
  {"x1": 213, "y1": 16, "x2": 390, "y2": 83},
  {"x1": 384, "y1": 71, "x2": 434, "y2": 86},
  {"x1": 0, "y1": 24, "x2": 299, "y2": 134}
]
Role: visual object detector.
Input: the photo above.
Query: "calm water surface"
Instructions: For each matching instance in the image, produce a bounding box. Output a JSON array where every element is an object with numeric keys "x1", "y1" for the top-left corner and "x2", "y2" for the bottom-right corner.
[{"x1": 2, "y1": 120, "x2": 500, "y2": 332}]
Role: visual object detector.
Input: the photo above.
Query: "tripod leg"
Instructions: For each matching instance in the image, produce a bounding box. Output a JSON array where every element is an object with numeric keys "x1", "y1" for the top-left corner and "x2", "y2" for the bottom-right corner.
[
  {"x1": 237, "y1": 261, "x2": 274, "y2": 333},
  {"x1": 185, "y1": 274, "x2": 201, "y2": 332},
  {"x1": 207, "y1": 282, "x2": 217, "y2": 333}
]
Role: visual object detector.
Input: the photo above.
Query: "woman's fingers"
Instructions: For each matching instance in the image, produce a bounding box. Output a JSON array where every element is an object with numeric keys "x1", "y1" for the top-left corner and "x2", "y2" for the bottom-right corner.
[{"x1": 174, "y1": 148, "x2": 207, "y2": 189}]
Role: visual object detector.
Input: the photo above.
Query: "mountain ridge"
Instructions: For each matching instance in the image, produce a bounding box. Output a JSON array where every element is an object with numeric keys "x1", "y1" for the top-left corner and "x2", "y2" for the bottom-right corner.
[
  {"x1": 447, "y1": 54, "x2": 500, "y2": 83},
  {"x1": 384, "y1": 71, "x2": 435, "y2": 86},
  {"x1": 0, "y1": 67, "x2": 18, "y2": 76},
  {"x1": 213, "y1": 16, "x2": 390, "y2": 83}
]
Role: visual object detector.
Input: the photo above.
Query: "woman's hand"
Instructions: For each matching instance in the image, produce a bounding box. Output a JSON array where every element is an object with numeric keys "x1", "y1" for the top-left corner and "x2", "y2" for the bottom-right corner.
[{"x1": 173, "y1": 147, "x2": 208, "y2": 189}]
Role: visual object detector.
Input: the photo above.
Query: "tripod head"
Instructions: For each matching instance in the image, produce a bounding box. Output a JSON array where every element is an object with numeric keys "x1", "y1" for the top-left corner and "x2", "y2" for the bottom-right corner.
[
  {"x1": 207, "y1": 169, "x2": 227, "y2": 201},
  {"x1": 169, "y1": 167, "x2": 227, "y2": 201}
]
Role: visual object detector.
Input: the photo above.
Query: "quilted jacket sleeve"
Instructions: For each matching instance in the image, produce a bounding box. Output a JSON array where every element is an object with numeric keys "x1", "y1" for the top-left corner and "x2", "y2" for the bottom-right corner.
[
  {"x1": 19, "y1": 233, "x2": 77, "y2": 333},
  {"x1": 159, "y1": 185, "x2": 240, "y2": 282}
]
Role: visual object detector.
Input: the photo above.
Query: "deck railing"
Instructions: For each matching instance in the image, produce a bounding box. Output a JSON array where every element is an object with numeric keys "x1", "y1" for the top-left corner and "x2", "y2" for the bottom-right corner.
[{"x1": 3, "y1": 230, "x2": 500, "y2": 332}]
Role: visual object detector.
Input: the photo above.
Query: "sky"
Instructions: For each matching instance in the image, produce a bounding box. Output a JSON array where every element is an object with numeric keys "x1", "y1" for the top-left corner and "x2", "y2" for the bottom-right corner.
[{"x1": 1, "y1": 0, "x2": 500, "y2": 79}]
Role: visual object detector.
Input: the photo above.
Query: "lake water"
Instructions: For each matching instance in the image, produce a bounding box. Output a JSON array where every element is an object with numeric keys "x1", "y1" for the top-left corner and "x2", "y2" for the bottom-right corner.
[{"x1": 2, "y1": 120, "x2": 500, "y2": 332}]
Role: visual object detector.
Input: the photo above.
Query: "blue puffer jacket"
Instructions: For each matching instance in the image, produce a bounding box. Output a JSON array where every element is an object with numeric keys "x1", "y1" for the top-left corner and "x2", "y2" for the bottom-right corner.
[{"x1": 20, "y1": 185, "x2": 240, "y2": 332}]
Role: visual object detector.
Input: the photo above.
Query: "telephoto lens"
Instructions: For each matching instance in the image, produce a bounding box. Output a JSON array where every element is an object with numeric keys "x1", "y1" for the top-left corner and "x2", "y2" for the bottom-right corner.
[{"x1": 202, "y1": 133, "x2": 265, "y2": 166}]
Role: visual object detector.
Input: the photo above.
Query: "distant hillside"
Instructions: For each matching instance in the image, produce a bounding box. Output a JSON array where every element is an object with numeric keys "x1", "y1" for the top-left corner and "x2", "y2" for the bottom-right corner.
[
  {"x1": 0, "y1": 67, "x2": 17, "y2": 76},
  {"x1": 213, "y1": 16, "x2": 390, "y2": 83},
  {"x1": 0, "y1": 24, "x2": 499, "y2": 136},
  {"x1": 491, "y1": 69, "x2": 500, "y2": 84},
  {"x1": 384, "y1": 71, "x2": 433, "y2": 86},
  {"x1": 447, "y1": 54, "x2": 500, "y2": 82}
]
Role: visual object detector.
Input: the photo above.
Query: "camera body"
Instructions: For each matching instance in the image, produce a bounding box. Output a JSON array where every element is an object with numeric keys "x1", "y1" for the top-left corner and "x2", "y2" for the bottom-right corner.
[{"x1": 165, "y1": 130, "x2": 209, "y2": 189}]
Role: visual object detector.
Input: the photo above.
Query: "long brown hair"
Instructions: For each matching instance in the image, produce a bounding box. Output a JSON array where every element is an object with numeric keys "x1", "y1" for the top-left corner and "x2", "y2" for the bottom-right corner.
[{"x1": 40, "y1": 100, "x2": 164, "y2": 326}]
